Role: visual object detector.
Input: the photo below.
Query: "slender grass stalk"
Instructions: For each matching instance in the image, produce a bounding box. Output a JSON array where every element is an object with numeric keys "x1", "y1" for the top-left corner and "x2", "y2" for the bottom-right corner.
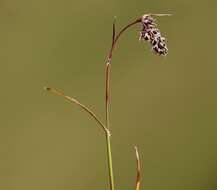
[
  {"x1": 105, "y1": 17, "x2": 142, "y2": 190},
  {"x1": 105, "y1": 61, "x2": 111, "y2": 130},
  {"x1": 105, "y1": 62, "x2": 114, "y2": 190}
]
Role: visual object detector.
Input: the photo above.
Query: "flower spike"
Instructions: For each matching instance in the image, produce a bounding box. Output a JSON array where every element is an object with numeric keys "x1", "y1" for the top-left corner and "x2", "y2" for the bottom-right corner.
[{"x1": 140, "y1": 14, "x2": 169, "y2": 55}]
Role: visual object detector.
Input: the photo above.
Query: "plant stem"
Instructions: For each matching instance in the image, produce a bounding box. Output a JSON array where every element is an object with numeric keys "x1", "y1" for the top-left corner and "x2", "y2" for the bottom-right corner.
[
  {"x1": 105, "y1": 62, "x2": 111, "y2": 130},
  {"x1": 106, "y1": 130, "x2": 115, "y2": 190},
  {"x1": 105, "y1": 68, "x2": 114, "y2": 190},
  {"x1": 105, "y1": 17, "x2": 142, "y2": 190},
  {"x1": 105, "y1": 62, "x2": 115, "y2": 190},
  {"x1": 105, "y1": 17, "x2": 141, "y2": 131}
]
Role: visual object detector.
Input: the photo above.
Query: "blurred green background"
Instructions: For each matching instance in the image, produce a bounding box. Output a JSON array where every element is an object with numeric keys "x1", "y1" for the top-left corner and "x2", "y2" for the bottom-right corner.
[{"x1": 1, "y1": 0, "x2": 217, "y2": 190}]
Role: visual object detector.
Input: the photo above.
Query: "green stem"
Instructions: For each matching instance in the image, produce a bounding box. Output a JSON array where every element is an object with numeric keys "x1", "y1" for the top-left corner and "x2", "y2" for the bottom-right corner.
[{"x1": 106, "y1": 130, "x2": 115, "y2": 190}]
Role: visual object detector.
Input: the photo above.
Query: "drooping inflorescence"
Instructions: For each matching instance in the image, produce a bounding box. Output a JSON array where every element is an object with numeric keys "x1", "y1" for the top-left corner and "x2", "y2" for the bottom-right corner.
[{"x1": 139, "y1": 14, "x2": 168, "y2": 56}]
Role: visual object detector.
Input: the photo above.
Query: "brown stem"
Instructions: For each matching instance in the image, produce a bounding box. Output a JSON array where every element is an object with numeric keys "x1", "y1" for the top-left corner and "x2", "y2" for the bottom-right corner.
[
  {"x1": 104, "y1": 17, "x2": 142, "y2": 190},
  {"x1": 105, "y1": 17, "x2": 142, "y2": 130},
  {"x1": 105, "y1": 62, "x2": 111, "y2": 129}
]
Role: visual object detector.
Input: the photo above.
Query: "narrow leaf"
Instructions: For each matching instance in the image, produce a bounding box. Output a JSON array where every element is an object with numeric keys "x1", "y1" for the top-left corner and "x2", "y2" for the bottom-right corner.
[
  {"x1": 112, "y1": 16, "x2": 117, "y2": 45},
  {"x1": 134, "y1": 146, "x2": 141, "y2": 190}
]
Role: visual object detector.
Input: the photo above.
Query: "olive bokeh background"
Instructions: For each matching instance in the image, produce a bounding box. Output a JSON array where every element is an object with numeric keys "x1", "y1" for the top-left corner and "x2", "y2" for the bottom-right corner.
[{"x1": 1, "y1": 0, "x2": 217, "y2": 190}]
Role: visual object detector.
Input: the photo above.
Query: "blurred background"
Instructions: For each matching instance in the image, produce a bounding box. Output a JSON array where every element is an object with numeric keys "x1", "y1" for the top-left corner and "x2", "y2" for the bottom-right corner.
[{"x1": 1, "y1": 0, "x2": 217, "y2": 190}]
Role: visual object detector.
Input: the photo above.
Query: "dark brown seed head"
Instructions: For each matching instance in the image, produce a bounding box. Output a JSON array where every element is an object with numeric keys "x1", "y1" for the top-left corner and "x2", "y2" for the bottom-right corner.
[{"x1": 140, "y1": 14, "x2": 168, "y2": 56}]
